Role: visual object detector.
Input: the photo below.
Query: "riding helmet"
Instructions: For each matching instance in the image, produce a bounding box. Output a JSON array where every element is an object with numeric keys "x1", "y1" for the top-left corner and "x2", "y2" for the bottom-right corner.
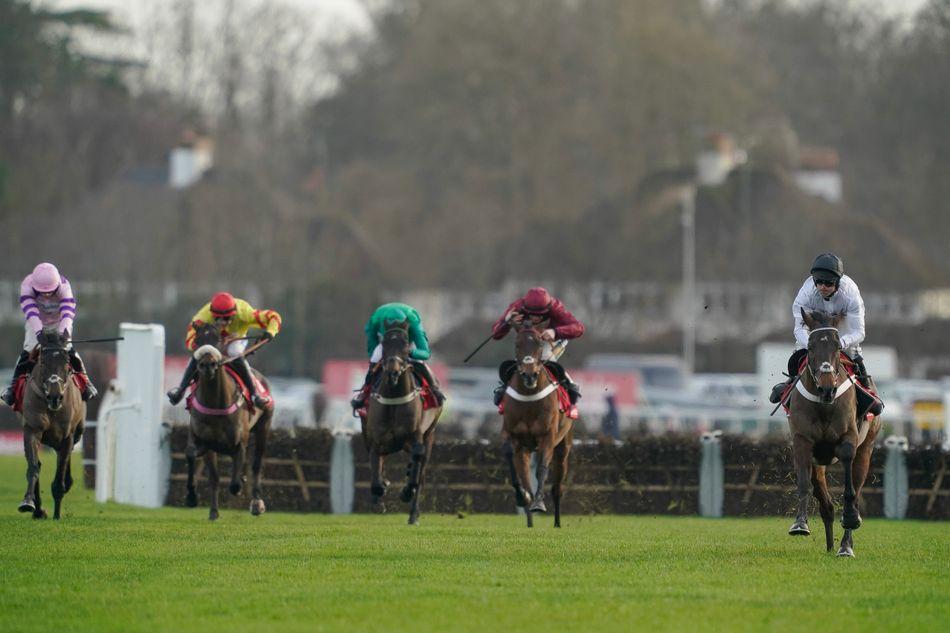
[
  {"x1": 210, "y1": 292, "x2": 238, "y2": 317},
  {"x1": 523, "y1": 287, "x2": 553, "y2": 314},
  {"x1": 31, "y1": 262, "x2": 61, "y2": 293},
  {"x1": 810, "y1": 253, "x2": 844, "y2": 282}
]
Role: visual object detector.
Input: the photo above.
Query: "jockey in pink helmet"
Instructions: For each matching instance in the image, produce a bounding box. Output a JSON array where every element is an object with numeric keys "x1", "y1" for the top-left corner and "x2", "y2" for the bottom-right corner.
[{"x1": 1, "y1": 263, "x2": 97, "y2": 406}]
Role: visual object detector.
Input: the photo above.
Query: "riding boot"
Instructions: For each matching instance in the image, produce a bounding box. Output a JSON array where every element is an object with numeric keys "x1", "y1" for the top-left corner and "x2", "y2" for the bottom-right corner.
[
  {"x1": 493, "y1": 383, "x2": 506, "y2": 406},
  {"x1": 167, "y1": 357, "x2": 198, "y2": 405},
  {"x1": 562, "y1": 370, "x2": 581, "y2": 419},
  {"x1": 852, "y1": 355, "x2": 883, "y2": 415},
  {"x1": 232, "y1": 357, "x2": 269, "y2": 408},
  {"x1": 412, "y1": 361, "x2": 445, "y2": 404},
  {"x1": 1, "y1": 351, "x2": 32, "y2": 407},
  {"x1": 68, "y1": 348, "x2": 98, "y2": 401},
  {"x1": 494, "y1": 360, "x2": 517, "y2": 406},
  {"x1": 768, "y1": 377, "x2": 794, "y2": 404},
  {"x1": 350, "y1": 364, "x2": 376, "y2": 412}
]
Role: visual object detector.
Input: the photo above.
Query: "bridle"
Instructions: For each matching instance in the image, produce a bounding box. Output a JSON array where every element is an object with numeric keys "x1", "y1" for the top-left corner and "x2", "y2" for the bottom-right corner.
[
  {"x1": 805, "y1": 326, "x2": 842, "y2": 400},
  {"x1": 30, "y1": 343, "x2": 73, "y2": 411},
  {"x1": 382, "y1": 327, "x2": 412, "y2": 385}
]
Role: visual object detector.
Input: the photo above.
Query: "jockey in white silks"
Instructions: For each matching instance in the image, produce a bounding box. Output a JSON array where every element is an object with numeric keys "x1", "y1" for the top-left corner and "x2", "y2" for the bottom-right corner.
[{"x1": 769, "y1": 253, "x2": 882, "y2": 415}]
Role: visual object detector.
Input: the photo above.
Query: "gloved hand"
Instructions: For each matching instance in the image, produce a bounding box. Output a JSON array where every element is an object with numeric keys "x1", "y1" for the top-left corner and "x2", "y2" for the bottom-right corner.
[
  {"x1": 540, "y1": 328, "x2": 557, "y2": 341},
  {"x1": 505, "y1": 310, "x2": 524, "y2": 324}
]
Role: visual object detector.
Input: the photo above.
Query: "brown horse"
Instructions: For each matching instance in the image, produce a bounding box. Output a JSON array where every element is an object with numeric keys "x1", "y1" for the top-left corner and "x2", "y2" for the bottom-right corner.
[
  {"x1": 184, "y1": 323, "x2": 273, "y2": 520},
  {"x1": 362, "y1": 321, "x2": 442, "y2": 525},
  {"x1": 18, "y1": 331, "x2": 86, "y2": 520},
  {"x1": 787, "y1": 309, "x2": 881, "y2": 557},
  {"x1": 501, "y1": 324, "x2": 573, "y2": 528}
]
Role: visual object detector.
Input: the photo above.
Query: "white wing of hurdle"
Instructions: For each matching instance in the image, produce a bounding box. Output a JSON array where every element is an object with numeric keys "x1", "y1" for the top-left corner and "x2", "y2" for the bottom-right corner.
[{"x1": 95, "y1": 323, "x2": 169, "y2": 508}]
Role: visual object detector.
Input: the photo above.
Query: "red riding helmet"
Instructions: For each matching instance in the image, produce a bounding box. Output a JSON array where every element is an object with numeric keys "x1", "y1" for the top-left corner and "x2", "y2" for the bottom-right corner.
[
  {"x1": 210, "y1": 292, "x2": 238, "y2": 318},
  {"x1": 522, "y1": 287, "x2": 553, "y2": 315}
]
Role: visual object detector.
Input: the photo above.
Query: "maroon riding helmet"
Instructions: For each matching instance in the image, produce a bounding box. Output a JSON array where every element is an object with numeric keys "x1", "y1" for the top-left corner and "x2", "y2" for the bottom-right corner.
[{"x1": 522, "y1": 287, "x2": 553, "y2": 315}]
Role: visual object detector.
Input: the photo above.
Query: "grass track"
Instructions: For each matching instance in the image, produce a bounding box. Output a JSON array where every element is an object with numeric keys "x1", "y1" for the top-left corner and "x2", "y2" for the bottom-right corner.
[{"x1": 0, "y1": 454, "x2": 947, "y2": 632}]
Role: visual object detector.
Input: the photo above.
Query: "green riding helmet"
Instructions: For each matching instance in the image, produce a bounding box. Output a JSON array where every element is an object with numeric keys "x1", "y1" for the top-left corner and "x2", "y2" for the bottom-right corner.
[{"x1": 810, "y1": 253, "x2": 843, "y2": 283}]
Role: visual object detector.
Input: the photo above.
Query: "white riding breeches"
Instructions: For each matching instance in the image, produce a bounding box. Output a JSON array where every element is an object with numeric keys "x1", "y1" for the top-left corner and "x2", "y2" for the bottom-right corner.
[
  {"x1": 227, "y1": 338, "x2": 248, "y2": 357},
  {"x1": 542, "y1": 340, "x2": 568, "y2": 362},
  {"x1": 23, "y1": 324, "x2": 74, "y2": 352},
  {"x1": 370, "y1": 343, "x2": 417, "y2": 363}
]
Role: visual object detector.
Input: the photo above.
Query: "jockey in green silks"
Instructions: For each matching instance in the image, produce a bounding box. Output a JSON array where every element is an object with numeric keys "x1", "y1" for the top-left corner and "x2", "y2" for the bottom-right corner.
[{"x1": 349, "y1": 303, "x2": 446, "y2": 413}]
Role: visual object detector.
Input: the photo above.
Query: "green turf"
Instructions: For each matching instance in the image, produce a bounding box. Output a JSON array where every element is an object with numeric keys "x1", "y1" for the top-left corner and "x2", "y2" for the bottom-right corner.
[{"x1": 0, "y1": 454, "x2": 947, "y2": 633}]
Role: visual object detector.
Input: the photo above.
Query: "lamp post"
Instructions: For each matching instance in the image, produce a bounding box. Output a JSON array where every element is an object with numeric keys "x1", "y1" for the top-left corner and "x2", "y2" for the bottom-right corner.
[{"x1": 680, "y1": 185, "x2": 696, "y2": 375}]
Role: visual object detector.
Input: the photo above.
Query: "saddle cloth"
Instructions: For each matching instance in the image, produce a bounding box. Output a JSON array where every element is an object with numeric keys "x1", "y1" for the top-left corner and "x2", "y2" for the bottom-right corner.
[
  {"x1": 780, "y1": 353, "x2": 879, "y2": 420},
  {"x1": 12, "y1": 373, "x2": 88, "y2": 413},
  {"x1": 186, "y1": 366, "x2": 273, "y2": 413}
]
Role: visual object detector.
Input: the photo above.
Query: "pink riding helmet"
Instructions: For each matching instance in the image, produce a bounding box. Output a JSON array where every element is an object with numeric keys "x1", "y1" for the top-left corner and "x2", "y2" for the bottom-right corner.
[{"x1": 31, "y1": 262, "x2": 62, "y2": 293}]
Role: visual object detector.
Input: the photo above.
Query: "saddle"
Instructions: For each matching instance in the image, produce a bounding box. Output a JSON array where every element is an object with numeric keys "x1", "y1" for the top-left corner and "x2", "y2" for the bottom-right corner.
[
  {"x1": 11, "y1": 373, "x2": 88, "y2": 413},
  {"x1": 185, "y1": 366, "x2": 272, "y2": 414},
  {"x1": 368, "y1": 367, "x2": 439, "y2": 412},
  {"x1": 499, "y1": 361, "x2": 572, "y2": 416},
  {"x1": 780, "y1": 353, "x2": 880, "y2": 421}
]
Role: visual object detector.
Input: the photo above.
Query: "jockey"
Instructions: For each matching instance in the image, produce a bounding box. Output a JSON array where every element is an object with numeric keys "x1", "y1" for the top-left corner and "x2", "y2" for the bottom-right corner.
[
  {"x1": 350, "y1": 303, "x2": 445, "y2": 413},
  {"x1": 491, "y1": 286, "x2": 585, "y2": 418},
  {"x1": 768, "y1": 253, "x2": 883, "y2": 415},
  {"x1": 1, "y1": 262, "x2": 97, "y2": 406},
  {"x1": 166, "y1": 292, "x2": 280, "y2": 408}
]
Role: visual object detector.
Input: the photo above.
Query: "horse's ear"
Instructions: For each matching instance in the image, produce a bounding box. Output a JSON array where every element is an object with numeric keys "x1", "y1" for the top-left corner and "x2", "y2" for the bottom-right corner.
[
  {"x1": 831, "y1": 313, "x2": 844, "y2": 328},
  {"x1": 383, "y1": 319, "x2": 394, "y2": 330},
  {"x1": 800, "y1": 307, "x2": 815, "y2": 329}
]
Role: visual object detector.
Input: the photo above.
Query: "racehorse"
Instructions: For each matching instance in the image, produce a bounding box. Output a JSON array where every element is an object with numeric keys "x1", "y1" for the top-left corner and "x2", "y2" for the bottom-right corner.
[
  {"x1": 787, "y1": 309, "x2": 881, "y2": 557},
  {"x1": 18, "y1": 331, "x2": 86, "y2": 520},
  {"x1": 501, "y1": 324, "x2": 573, "y2": 528},
  {"x1": 362, "y1": 320, "x2": 442, "y2": 525},
  {"x1": 184, "y1": 322, "x2": 273, "y2": 520}
]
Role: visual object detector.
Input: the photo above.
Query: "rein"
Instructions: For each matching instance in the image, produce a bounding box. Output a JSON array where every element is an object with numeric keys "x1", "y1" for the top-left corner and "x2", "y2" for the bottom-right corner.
[{"x1": 371, "y1": 329, "x2": 417, "y2": 406}]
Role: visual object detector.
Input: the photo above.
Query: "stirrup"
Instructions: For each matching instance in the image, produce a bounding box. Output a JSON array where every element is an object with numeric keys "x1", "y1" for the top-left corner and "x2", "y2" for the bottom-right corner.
[
  {"x1": 252, "y1": 394, "x2": 270, "y2": 408},
  {"x1": 82, "y1": 383, "x2": 98, "y2": 402},
  {"x1": 567, "y1": 405, "x2": 579, "y2": 420}
]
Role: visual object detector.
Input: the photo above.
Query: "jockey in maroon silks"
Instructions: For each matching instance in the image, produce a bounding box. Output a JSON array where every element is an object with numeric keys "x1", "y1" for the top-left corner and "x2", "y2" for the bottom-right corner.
[{"x1": 491, "y1": 287, "x2": 585, "y2": 418}]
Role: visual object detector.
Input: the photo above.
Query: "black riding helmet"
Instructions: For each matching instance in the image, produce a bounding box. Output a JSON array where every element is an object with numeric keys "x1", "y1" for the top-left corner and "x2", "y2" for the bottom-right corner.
[{"x1": 810, "y1": 253, "x2": 843, "y2": 284}]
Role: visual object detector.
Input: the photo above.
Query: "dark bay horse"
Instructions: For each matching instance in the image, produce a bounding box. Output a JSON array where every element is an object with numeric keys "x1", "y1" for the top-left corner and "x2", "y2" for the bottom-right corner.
[
  {"x1": 501, "y1": 324, "x2": 573, "y2": 528},
  {"x1": 362, "y1": 321, "x2": 442, "y2": 525},
  {"x1": 787, "y1": 309, "x2": 881, "y2": 557},
  {"x1": 18, "y1": 331, "x2": 86, "y2": 520},
  {"x1": 185, "y1": 323, "x2": 273, "y2": 520}
]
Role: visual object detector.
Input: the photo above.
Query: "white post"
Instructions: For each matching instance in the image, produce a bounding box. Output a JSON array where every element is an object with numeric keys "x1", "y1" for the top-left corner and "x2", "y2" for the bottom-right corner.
[
  {"x1": 681, "y1": 186, "x2": 696, "y2": 375},
  {"x1": 699, "y1": 431, "x2": 723, "y2": 517},
  {"x1": 111, "y1": 324, "x2": 168, "y2": 508},
  {"x1": 943, "y1": 377, "x2": 950, "y2": 452}
]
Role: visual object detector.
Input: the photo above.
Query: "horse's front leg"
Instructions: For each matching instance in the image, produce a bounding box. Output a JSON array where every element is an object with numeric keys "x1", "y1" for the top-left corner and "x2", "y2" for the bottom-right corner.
[
  {"x1": 249, "y1": 410, "x2": 271, "y2": 516},
  {"x1": 229, "y1": 440, "x2": 246, "y2": 496},
  {"x1": 404, "y1": 434, "x2": 430, "y2": 525},
  {"x1": 529, "y1": 430, "x2": 556, "y2": 514},
  {"x1": 185, "y1": 435, "x2": 199, "y2": 507},
  {"x1": 369, "y1": 447, "x2": 387, "y2": 512},
  {"x1": 19, "y1": 429, "x2": 45, "y2": 518},
  {"x1": 513, "y1": 447, "x2": 535, "y2": 528},
  {"x1": 400, "y1": 438, "x2": 425, "y2": 504},
  {"x1": 51, "y1": 436, "x2": 72, "y2": 520},
  {"x1": 205, "y1": 452, "x2": 220, "y2": 521},
  {"x1": 502, "y1": 438, "x2": 530, "y2": 508},
  {"x1": 788, "y1": 434, "x2": 813, "y2": 536},
  {"x1": 837, "y1": 439, "x2": 861, "y2": 530}
]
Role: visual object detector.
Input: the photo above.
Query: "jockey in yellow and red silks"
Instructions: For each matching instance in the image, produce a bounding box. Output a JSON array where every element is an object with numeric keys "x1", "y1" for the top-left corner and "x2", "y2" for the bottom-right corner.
[
  {"x1": 166, "y1": 292, "x2": 281, "y2": 409},
  {"x1": 1, "y1": 263, "x2": 97, "y2": 406}
]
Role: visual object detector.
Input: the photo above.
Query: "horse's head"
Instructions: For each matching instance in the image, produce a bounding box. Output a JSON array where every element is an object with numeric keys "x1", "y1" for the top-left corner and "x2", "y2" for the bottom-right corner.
[
  {"x1": 192, "y1": 321, "x2": 223, "y2": 349},
  {"x1": 192, "y1": 321, "x2": 225, "y2": 380},
  {"x1": 381, "y1": 320, "x2": 411, "y2": 386},
  {"x1": 36, "y1": 331, "x2": 71, "y2": 411},
  {"x1": 514, "y1": 324, "x2": 543, "y2": 389},
  {"x1": 801, "y1": 308, "x2": 844, "y2": 404}
]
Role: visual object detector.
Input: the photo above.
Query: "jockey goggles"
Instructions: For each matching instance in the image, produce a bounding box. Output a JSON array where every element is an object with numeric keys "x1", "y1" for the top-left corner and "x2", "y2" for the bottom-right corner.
[{"x1": 813, "y1": 278, "x2": 837, "y2": 288}]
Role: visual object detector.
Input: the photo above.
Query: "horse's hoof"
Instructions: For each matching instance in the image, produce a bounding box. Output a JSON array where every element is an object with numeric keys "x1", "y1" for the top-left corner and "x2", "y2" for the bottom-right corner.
[
  {"x1": 18, "y1": 501, "x2": 35, "y2": 514},
  {"x1": 841, "y1": 514, "x2": 862, "y2": 530},
  {"x1": 836, "y1": 547, "x2": 855, "y2": 558},
  {"x1": 208, "y1": 510, "x2": 219, "y2": 521},
  {"x1": 529, "y1": 498, "x2": 547, "y2": 514},
  {"x1": 408, "y1": 515, "x2": 420, "y2": 526},
  {"x1": 373, "y1": 501, "x2": 386, "y2": 514},
  {"x1": 250, "y1": 499, "x2": 265, "y2": 516},
  {"x1": 399, "y1": 485, "x2": 416, "y2": 503},
  {"x1": 788, "y1": 521, "x2": 810, "y2": 536},
  {"x1": 185, "y1": 492, "x2": 198, "y2": 508},
  {"x1": 229, "y1": 482, "x2": 242, "y2": 496},
  {"x1": 371, "y1": 485, "x2": 387, "y2": 499},
  {"x1": 32, "y1": 509, "x2": 47, "y2": 520}
]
